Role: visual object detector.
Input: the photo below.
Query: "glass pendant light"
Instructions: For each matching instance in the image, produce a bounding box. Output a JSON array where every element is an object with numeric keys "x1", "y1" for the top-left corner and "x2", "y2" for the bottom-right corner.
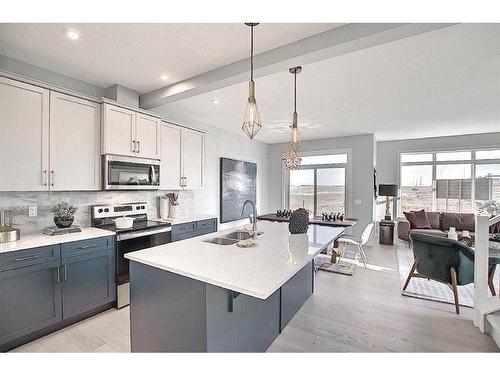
[
  {"x1": 282, "y1": 66, "x2": 302, "y2": 170},
  {"x1": 242, "y1": 23, "x2": 262, "y2": 139}
]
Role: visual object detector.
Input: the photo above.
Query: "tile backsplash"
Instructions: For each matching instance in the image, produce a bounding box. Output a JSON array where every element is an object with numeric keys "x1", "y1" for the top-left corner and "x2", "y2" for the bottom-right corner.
[{"x1": 0, "y1": 190, "x2": 194, "y2": 234}]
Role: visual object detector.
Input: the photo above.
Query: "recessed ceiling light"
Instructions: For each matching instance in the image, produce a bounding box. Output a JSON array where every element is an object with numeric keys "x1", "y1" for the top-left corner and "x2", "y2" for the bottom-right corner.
[
  {"x1": 211, "y1": 99, "x2": 219, "y2": 104},
  {"x1": 65, "y1": 29, "x2": 80, "y2": 41},
  {"x1": 160, "y1": 74, "x2": 169, "y2": 81}
]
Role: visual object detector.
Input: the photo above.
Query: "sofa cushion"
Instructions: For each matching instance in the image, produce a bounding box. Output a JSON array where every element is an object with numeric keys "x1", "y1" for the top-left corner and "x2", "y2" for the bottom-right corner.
[
  {"x1": 441, "y1": 212, "x2": 475, "y2": 232},
  {"x1": 426, "y1": 211, "x2": 441, "y2": 229},
  {"x1": 410, "y1": 228, "x2": 447, "y2": 237},
  {"x1": 403, "y1": 209, "x2": 432, "y2": 229}
]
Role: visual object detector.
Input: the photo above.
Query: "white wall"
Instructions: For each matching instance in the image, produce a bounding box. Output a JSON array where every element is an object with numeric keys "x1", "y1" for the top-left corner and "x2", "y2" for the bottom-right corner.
[
  {"x1": 267, "y1": 134, "x2": 375, "y2": 236},
  {"x1": 160, "y1": 111, "x2": 270, "y2": 230},
  {"x1": 376, "y1": 131, "x2": 500, "y2": 218}
]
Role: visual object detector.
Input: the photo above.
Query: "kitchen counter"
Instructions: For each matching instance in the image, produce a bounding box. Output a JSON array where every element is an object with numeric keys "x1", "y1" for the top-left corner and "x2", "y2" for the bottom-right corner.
[
  {"x1": 0, "y1": 227, "x2": 115, "y2": 254},
  {"x1": 155, "y1": 214, "x2": 218, "y2": 225},
  {"x1": 126, "y1": 220, "x2": 343, "y2": 300},
  {"x1": 126, "y1": 221, "x2": 344, "y2": 352}
]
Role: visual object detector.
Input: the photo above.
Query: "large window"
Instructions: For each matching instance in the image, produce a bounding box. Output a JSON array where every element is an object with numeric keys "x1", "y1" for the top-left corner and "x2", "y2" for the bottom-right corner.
[
  {"x1": 287, "y1": 152, "x2": 348, "y2": 217},
  {"x1": 400, "y1": 149, "x2": 500, "y2": 214}
]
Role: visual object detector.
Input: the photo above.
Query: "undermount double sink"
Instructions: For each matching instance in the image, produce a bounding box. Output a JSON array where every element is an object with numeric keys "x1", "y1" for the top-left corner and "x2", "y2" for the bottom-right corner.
[{"x1": 204, "y1": 230, "x2": 263, "y2": 245}]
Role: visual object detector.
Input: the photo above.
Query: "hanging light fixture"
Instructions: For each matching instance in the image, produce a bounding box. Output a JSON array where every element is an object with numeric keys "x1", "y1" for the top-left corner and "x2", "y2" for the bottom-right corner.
[
  {"x1": 242, "y1": 23, "x2": 262, "y2": 139},
  {"x1": 282, "y1": 66, "x2": 302, "y2": 170}
]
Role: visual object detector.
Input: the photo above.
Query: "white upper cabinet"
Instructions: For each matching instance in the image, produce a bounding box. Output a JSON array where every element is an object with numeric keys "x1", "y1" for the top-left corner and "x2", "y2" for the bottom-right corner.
[
  {"x1": 136, "y1": 113, "x2": 160, "y2": 159},
  {"x1": 182, "y1": 129, "x2": 204, "y2": 189},
  {"x1": 102, "y1": 104, "x2": 136, "y2": 157},
  {"x1": 160, "y1": 122, "x2": 204, "y2": 190},
  {"x1": 102, "y1": 103, "x2": 161, "y2": 159},
  {"x1": 49, "y1": 92, "x2": 101, "y2": 191},
  {"x1": 0, "y1": 77, "x2": 50, "y2": 191},
  {"x1": 160, "y1": 123, "x2": 183, "y2": 190}
]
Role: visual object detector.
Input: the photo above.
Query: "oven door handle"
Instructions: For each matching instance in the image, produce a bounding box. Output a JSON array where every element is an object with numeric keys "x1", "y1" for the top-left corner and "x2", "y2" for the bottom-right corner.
[{"x1": 117, "y1": 226, "x2": 172, "y2": 241}]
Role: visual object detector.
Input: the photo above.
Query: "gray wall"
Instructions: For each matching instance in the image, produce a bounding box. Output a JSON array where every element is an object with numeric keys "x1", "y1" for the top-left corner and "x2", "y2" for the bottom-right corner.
[
  {"x1": 376, "y1": 131, "x2": 500, "y2": 219},
  {"x1": 267, "y1": 134, "x2": 375, "y2": 236}
]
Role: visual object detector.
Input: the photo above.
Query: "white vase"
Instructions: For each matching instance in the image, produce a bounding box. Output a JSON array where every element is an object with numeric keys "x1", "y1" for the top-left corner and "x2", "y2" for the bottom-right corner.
[
  {"x1": 169, "y1": 204, "x2": 179, "y2": 219},
  {"x1": 448, "y1": 227, "x2": 458, "y2": 240},
  {"x1": 159, "y1": 197, "x2": 169, "y2": 219}
]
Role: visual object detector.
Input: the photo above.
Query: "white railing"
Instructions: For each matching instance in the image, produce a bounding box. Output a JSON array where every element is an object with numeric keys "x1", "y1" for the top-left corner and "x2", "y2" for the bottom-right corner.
[{"x1": 473, "y1": 213, "x2": 500, "y2": 332}]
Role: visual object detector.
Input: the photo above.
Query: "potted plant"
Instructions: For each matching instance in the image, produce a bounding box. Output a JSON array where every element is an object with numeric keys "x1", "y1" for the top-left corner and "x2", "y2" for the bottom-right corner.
[{"x1": 51, "y1": 201, "x2": 77, "y2": 228}]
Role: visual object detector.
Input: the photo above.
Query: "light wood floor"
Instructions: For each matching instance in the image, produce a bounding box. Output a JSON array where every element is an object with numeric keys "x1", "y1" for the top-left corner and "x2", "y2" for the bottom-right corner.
[{"x1": 11, "y1": 241, "x2": 499, "y2": 352}]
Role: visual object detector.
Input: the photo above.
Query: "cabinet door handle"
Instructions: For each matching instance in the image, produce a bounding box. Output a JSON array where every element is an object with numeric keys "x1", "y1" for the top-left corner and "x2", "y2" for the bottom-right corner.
[
  {"x1": 50, "y1": 170, "x2": 55, "y2": 186},
  {"x1": 132, "y1": 140, "x2": 136, "y2": 153},
  {"x1": 78, "y1": 244, "x2": 98, "y2": 250},
  {"x1": 63, "y1": 265, "x2": 68, "y2": 281},
  {"x1": 15, "y1": 254, "x2": 39, "y2": 262},
  {"x1": 56, "y1": 266, "x2": 60, "y2": 283},
  {"x1": 42, "y1": 170, "x2": 48, "y2": 186},
  {"x1": 184, "y1": 176, "x2": 188, "y2": 187},
  {"x1": 137, "y1": 141, "x2": 141, "y2": 154}
]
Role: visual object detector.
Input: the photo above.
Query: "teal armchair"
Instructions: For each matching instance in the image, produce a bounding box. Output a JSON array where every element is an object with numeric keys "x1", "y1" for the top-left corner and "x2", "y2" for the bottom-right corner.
[{"x1": 405, "y1": 233, "x2": 475, "y2": 314}]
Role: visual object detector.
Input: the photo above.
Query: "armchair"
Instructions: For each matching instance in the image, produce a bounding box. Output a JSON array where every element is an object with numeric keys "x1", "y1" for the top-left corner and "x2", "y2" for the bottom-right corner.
[{"x1": 404, "y1": 233, "x2": 475, "y2": 314}]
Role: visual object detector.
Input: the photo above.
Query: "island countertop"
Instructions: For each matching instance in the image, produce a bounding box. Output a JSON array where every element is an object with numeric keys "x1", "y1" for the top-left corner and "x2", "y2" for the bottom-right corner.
[{"x1": 125, "y1": 221, "x2": 344, "y2": 299}]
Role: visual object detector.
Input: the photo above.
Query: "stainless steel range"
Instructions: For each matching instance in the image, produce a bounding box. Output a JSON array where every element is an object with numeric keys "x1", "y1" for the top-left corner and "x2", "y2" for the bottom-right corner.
[{"x1": 91, "y1": 202, "x2": 171, "y2": 308}]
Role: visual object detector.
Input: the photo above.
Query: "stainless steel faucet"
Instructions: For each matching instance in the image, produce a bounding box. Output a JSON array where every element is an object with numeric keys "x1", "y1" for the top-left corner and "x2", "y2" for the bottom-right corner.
[{"x1": 241, "y1": 200, "x2": 257, "y2": 238}]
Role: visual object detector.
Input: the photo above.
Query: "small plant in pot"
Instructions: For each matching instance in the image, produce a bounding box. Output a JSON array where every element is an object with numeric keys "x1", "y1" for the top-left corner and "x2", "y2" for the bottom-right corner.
[{"x1": 51, "y1": 202, "x2": 77, "y2": 228}]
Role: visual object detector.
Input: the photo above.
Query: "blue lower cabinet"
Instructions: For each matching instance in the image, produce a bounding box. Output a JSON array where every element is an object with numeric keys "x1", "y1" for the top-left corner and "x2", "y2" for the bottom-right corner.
[
  {"x1": 0, "y1": 235, "x2": 116, "y2": 351},
  {"x1": 61, "y1": 248, "x2": 116, "y2": 320},
  {"x1": 171, "y1": 218, "x2": 217, "y2": 242},
  {"x1": 0, "y1": 260, "x2": 62, "y2": 346}
]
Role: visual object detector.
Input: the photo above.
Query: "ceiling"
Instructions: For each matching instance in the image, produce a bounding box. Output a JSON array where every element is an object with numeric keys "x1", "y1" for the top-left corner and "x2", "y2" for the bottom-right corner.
[
  {"x1": 0, "y1": 23, "x2": 340, "y2": 93},
  {"x1": 160, "y1": 23, "x2": 500, "y2": 143}
]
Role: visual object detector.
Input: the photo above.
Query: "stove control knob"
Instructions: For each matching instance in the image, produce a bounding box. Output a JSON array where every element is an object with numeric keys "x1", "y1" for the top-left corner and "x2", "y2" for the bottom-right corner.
[
  {"x1": 98, "y1": 208, "x2": 103, "y2": 213},
  {"x1": 141, "y1": 205, "x2": 145, "y2": 209},
  {"x1": 104, "y1": 208, "x2": 109, "y2": 213},
  {"x1": 136, "y1": 206, "x2": 141, "y2": 210}
]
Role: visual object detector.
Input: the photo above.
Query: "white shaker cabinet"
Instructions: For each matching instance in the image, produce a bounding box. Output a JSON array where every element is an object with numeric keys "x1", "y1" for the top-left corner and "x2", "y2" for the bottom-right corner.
[
  {"x1": 101, "y1": 104, "x2": 136, "y2": 157},
  {"x1": 182, "y1": 128, "x2": 204, "y2": 189},
  {"x1": 101, "y1": 103, "x2": 161, "y2": 159},
  {"x1": 160, "y1": 122, "x2": 204, "y2": 190},
  {"x1": 160, "y1": 122, "x2": 183, "y2": 190},
  {"x1": 136, "y1": 113, "x2": 161, "y2": 159},
  {"x1": 0, "y1": 77, "x2": 50, "y2": 191},
  {"x1": 49, "y1": 92, "x2": 101, "y2": 191}
]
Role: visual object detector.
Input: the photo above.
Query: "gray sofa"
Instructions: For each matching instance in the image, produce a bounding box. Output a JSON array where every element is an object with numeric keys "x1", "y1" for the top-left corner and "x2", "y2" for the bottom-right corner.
[{"x1": 397, "y1": 211, "x2": 475, "y2": 242}]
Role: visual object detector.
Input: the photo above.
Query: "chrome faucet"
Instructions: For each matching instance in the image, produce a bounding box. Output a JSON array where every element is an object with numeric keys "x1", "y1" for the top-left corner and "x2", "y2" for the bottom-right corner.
[{"x1": 241, "y1": 200, "x2": 257, "y2": 238}]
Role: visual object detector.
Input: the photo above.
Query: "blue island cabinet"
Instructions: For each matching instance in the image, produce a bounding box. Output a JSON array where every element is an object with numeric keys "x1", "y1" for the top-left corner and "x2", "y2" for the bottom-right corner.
[{"x1": 0, "y1": 236, "x2": 116, "y2": 351}]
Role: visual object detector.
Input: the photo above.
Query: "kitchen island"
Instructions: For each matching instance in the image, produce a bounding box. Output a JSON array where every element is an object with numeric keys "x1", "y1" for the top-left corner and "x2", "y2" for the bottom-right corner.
[{"x1": 125, "y1": 221, "x2": 344, "y2": 352}]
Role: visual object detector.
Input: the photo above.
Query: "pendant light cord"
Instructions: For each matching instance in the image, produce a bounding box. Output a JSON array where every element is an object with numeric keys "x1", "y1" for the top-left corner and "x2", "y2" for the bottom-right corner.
[
  {"x1": 294, "y1": 71, "x2": 297, "y2": 113},
  {"x1": 250, "y1": 25, "x2": 254, "y2": 81}
]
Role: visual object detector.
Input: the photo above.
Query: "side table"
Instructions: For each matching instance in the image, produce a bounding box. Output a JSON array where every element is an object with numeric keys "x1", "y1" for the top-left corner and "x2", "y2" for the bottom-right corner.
[{"x1": 379, "y1": 220, "x2": 395, "y2": 245}]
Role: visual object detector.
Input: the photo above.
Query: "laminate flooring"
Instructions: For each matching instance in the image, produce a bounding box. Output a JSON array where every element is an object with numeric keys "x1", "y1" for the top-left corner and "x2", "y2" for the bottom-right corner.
[{"x1": 12, "y1": 241, "x2": 499, "y2": 352}]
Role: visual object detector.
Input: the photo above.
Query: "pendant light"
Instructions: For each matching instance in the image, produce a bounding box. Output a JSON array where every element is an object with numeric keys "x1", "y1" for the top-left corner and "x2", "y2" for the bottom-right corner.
[
  {"x1": 242, "y1": 23, "x2": 262, "y2": 139},
  {"x1": 282, "y1": 66, "x2": 302, "y2": 170}
]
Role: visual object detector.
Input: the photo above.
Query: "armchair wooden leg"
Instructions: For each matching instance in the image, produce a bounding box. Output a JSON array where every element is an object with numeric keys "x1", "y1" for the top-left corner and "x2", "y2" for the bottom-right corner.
[
  {"x1": 488, "y1": 264, "x2": 496, "y2": 296},
  {"x1": 450, "y1": 267, "x2": 460, "y2": 314},
  {"x1": 403, "y1": 259, "x2": 418, "y2": 291}
]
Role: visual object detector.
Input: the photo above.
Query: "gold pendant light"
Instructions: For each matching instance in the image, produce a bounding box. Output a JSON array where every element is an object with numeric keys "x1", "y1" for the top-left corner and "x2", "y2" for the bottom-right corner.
[
  {"x1": 282, "y1": 66, "x2": 302, "y2": 170},
  {"x1": 242, "y1": 23, "x2": 262, "y2": 139}
]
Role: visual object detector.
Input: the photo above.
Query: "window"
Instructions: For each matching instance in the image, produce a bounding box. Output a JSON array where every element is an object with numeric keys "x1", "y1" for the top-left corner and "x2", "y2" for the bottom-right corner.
[
  {"x1": 399, "y1": 149, "x2": 500, "y2": 214},
  {"x1": 287, "y1": 152, "x2": 348, "y2": 217}
]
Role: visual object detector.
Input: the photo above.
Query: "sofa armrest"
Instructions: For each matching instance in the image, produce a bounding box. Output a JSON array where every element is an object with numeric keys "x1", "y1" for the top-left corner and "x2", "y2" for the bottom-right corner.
[{"x1": 397, "y1": 217, "x2": 411, "y2": 241}]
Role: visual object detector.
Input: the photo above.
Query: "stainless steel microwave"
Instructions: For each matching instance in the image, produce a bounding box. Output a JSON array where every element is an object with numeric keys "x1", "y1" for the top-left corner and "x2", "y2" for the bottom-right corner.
[{"x1": 103, "y1": 155, "x2": 160, "y2": 190}]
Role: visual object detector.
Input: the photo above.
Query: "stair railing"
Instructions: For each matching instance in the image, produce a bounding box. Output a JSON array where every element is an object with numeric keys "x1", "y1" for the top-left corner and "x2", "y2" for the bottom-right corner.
[{"x1": 474, "y1": 213, "x2": 500, "y2": 332}]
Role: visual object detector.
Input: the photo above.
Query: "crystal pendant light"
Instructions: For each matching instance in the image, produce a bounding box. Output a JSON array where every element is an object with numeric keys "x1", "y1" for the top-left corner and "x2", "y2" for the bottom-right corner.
[
  {"x1": 282, "y1": 66, "x2": 302, "y2": 170},
  {"x1": 242, "y1": 23, "x2": 262, "y2": 139}
]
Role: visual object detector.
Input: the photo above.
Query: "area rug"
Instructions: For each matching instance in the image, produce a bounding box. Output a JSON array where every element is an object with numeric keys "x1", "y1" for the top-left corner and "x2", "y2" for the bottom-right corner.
[
  {"x1": 314, "y1": 246, "x2": 359, "y2": 276},
  {"x1": 396, "y1": 245, "x2": 500, "y2": 307}
]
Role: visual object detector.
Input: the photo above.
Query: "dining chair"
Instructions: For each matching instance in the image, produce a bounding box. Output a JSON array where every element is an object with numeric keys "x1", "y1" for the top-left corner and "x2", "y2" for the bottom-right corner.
[{"x1": 337, "y1": 222, "x2": 374, "y2": 268}]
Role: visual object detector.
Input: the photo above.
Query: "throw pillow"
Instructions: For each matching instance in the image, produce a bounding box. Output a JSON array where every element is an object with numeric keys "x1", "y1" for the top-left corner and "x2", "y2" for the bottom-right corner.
[{"x1": 403, "y1": 209, "x2": 432, "y2": 229}]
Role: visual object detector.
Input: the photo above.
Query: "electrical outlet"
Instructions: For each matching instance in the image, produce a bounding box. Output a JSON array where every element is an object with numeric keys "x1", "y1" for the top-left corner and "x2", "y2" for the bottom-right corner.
[
  {"x1": 28, "y1": 206, "x2": 37, "y2": 217},
  {"x1": 354, "y1": 199, "x2": 362, "y2": 205}
]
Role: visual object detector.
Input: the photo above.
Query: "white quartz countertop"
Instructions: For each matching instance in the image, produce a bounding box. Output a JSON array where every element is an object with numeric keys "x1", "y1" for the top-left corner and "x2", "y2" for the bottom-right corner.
[
  {"x1": 125, "y1": 221, "x2": 344, "y2": 299},
  {"x1": 155, "y1": 214, "x2": 218, "y2": 225},
  {"x1": 0, "y1": 227, "x2": 115, "y2": 254}
]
